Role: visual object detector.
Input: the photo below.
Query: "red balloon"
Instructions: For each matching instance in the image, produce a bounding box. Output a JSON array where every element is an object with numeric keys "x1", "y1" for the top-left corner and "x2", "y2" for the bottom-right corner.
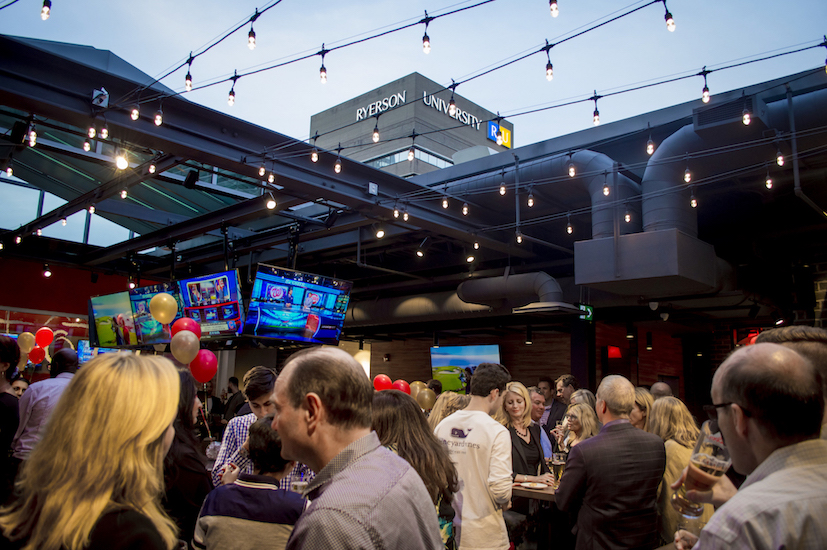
[
  {"x1": 373, "y1": 374, "x2": 393, "y2": 391},
  {"x1": 190, "y1": 349, "x2": 217, "y2": 383},
  {"x1": 35, "y1": 327, "x2": 54, "y2": 348},
  {"x1": 392, "y1": 379, "x2": 411, "y2": 395},
  {"x1": 29, "y1": 346, "x2": 46, "y2": 364},
  {"x1": 171, "y1": 317, "x2": 202, "y2": 340}
]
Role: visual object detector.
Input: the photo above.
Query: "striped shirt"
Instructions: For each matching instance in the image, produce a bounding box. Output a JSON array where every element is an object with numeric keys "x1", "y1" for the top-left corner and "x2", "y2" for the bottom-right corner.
[
  {"x1": 694, "y1": 438, "x2": 827, "y2": 550},
  {"x1": 211, "y1": 413, "x2": 313, "y2": 490}
]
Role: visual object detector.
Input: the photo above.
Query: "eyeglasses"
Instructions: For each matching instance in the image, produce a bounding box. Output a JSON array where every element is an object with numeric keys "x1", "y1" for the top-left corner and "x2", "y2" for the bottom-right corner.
[{"x1": 703, "y1": 402, "x2": 752, "y2": 432}]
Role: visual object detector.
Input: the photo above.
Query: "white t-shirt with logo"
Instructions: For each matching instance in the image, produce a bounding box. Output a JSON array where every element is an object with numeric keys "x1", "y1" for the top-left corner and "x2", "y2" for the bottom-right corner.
[{"x1": 435, "y1": 409, "x2": 512, "y2": 550}]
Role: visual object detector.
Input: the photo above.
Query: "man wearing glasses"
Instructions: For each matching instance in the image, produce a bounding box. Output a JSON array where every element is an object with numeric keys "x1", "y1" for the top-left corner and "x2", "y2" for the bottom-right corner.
[{"x1": 674, "y1": 343, "x2": 827, "y2": 549}]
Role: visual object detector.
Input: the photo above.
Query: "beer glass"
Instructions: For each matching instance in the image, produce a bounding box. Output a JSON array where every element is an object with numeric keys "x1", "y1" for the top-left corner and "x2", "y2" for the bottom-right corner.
[
  {"x1": 551, "y1": 452, "x2": 567, "y2": 488},
  {"x1": 671, "y1": 420, "x2": 731, "y2": 518}
]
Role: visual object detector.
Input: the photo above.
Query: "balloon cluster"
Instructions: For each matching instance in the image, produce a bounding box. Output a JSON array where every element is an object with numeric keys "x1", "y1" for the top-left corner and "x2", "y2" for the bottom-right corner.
[
  {"x1": 373, "y1": 375, "x2": 436, "y2": 410},
  {"x1": 150, "y1": 293, "x2": 216, "y2": 383},
  {"x1": 17, "y1": 327, "x2": 53, "y2": 364}
]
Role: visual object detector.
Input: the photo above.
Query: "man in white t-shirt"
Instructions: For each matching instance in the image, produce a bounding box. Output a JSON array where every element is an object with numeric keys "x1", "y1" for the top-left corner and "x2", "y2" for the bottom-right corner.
[{"x1": 435, "y1": 363, "x2": 513, "y2": 550}]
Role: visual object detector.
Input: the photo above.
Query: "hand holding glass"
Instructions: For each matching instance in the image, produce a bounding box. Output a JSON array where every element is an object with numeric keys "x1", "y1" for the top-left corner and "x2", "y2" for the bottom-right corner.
[{"x1": 671, "y1": 420, "x2": 731, "y2": 518}]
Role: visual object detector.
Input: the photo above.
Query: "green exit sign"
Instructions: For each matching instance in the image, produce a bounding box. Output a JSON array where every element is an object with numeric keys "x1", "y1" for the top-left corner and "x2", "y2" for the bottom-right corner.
[{"x1": 579, "y1": 304, "x2": 594, "y2": 321}]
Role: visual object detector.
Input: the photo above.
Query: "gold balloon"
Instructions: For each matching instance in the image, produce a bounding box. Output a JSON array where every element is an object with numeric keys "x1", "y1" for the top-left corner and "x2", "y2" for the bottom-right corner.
[
  {"x1": 416, "y1": 388, "x2": 437, "y2": 410},
  {"x1": 410, "y1": 380, "x2": 427, "y2": 400},
  {"x1": 17, "y1": 332, "x2": 36, "y2": 354},
  {"x1": 149, "y1": 292, "x2": 178, "y2": 325}
]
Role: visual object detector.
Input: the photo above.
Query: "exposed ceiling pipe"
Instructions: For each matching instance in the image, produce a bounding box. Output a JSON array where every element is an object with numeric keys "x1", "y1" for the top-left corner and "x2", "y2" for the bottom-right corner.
[
  {"x1": 458, "y1": 271, "x2": 564, "y2": 309},
  {"x1": 572, "y1": 150, "x2": 641, "y2": 238},
  {"x1": 787, "y1": 84, "x2": 827, "y2": 219}
]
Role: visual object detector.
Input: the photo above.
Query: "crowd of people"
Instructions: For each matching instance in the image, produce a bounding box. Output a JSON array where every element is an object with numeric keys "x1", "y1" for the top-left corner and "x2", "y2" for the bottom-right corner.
[{"x1": 0, "y1": 323, "x2": 824, "y2": 550}]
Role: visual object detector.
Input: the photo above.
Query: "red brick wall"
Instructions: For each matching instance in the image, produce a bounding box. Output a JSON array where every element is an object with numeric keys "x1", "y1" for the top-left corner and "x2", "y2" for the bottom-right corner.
[{"x1": 638, "y1": 329, "x2": 684, "y2": 398}]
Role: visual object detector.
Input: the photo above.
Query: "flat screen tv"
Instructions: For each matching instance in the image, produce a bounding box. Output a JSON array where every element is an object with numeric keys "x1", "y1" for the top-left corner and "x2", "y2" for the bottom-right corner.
[
  {"x1": 242, "y1": 264, "x2": 352, "y2": 345},
  {"x1": 129, "y1": 282, "x2": 183, "y2": 345},
  {"x1": 176, "y1": 269, "x2": 244, "y2": 339},
  {"x1": 430, "y1": 344, "x2": 501, "y2": 393},
  {"x1": 89, "y1": 291, "x2": 139, "y2": 347},
  {"x1": 76, "y1": 339, "x2": 120, "y2": 363}
]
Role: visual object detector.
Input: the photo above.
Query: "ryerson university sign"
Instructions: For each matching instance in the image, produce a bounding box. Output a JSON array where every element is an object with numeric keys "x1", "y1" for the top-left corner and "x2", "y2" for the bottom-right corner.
[{"x1": 354, "y1": 90, "x2": 484, "y2": 131}]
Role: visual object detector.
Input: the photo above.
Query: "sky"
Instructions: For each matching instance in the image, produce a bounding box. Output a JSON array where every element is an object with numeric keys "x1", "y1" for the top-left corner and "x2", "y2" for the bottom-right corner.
[{"x1": 1, "y1": 0, "x2": 826, "y2": 149}]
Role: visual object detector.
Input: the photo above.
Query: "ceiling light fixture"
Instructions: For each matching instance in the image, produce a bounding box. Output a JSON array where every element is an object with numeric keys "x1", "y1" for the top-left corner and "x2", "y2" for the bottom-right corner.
[
  {"x1": 27, "y1": 123, "x2": 37, "y2": 147},
  {"x1": 41, "y1": 0, "x2": 51, "y2": 20},
  {"x1": 776, "y1": 148, "x2": 784, "y2": 166},
  {"x1": 690, "y1": 188, "x2": 698, "y2": 208},
  {"x1": 87, "y1": 124, "x2": 96, "y2": 139},
  {"x1": 624, "y1": 206, "x2": 631, "y2": 223},
  {"x1": 83, "y1": 139, "x2": 91, "y2": 152},
  {"x1": 516, "y1": 230, "x2": 523, "y2": 244},
  {"x1": 422, "y1": 11, "x2": 432, "y2": 54},
  {"x1": 602, "y1": 171, "x2": 610, "y2": 196},
  {"x1": 663, "y1": 1, "x2": 675, "y2": 32},
  {"x1": 566, "y1": 212, "x2": 573, "y2": 235},
  {"x1": 402, "y1": 208, "x2": 409, "y2": 222},
  {"x1": 154, "y1": 107, "x2": 163, "y2": 127},
  {"x1": 100, "y1": 125, "x2": 108, "y2": 139},
  {"x1": 334, "y1": 143, "x2": 343, "y2": 174},
  {"x1": 374, "y1": 224, "x2": 385, "y2": 239},
  {"x1": 258, "y1": 163, "x2": 266, "y2": 177},
  {"x1": 319, "y1": 44, "x2": 328, "y2": 84},
  {"x1": 228, "y1": 71, "x2": 238, "y2": 106},
  {"x1": 61, "y1": 218, "x2": 67, "y2": 226},
  {"x1": 592, "y1": 90, "x2": 601, "y2": 125},
  {"x1": 462, "y1": 202, "x2": 469, "y2": 216},
  {"x1": 185, "y1": 54, "x2": 194, "y2": 92},
  {"x1": 115, "y1": 149, "x2": 128, "y2": 170},
  {"x1": 544, "y1": 40, "x2": 554, "y2": 81},
  {"x1": 372, "y1": 121, "x2": 380, "y2": 143},
  {"x1": 265, "y1": 192, "x2": 277, "y2": 210},
  {"x1": 549, "y1": 0, "x2": 558, "y2": 18},
  {"x1": 43, "y1": 264, "x2": 52, "y2": 278},
  {"x1": 765, "y1": 168, "x2": 773, "y2": 190},
  {"x1": 527, "y1": 191, "x2": 535, "y2": 208},
  {"x1": 701, "y1": 67, "x2": 711, "y2": 103},
  {"x1": 130, "y1": 105, "x2": 140, "y2": 121}
]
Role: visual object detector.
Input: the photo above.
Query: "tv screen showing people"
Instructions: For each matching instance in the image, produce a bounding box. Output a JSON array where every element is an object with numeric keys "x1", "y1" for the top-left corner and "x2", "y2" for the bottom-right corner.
[
  {"x1": 129, "y1": 282, "x2": 182, "y2": 345},
  {"x1": 177, "y1": 269, "x2": 244, "y2": 339},
  {"x1": 242, "y1": 264, "x2": 352, "y2": 345},
  {"x1": 89, "y1": 291, "x2": 139, "y2": 347}
]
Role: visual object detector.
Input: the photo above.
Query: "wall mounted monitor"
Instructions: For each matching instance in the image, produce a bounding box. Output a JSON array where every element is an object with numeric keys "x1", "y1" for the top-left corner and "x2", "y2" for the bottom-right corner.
[
  {"x1": 129, "y1": 282, "x2": 182, "y2": 345},
  {"x1": 430, "y1": 344, "x2": 502, "y2": 393},
  {"x1": 243, "y1": 264, "x2": 352, "y2": 346},
  {"x1": 177, "y1": 269, "x2": 244, "y2": 339},
  {"x1": 76, "y1": 339, "x2": 120, "y2": 364},
  {"x1": 89, "y1": 291, "x2": 138, "y2": 347}
]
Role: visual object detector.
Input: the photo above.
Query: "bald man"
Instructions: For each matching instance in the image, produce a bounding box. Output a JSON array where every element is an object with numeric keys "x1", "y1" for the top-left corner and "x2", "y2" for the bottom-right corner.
[
  {"x1": 675, "y1": 343, "x2": 827, "y2": 549},
  {"x1": 650, "y1": 381, "x2": 672, "y2": 399}
]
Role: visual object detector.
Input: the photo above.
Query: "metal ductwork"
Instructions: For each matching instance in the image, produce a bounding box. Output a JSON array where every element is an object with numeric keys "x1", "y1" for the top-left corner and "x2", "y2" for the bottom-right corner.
[
  {"x1": 458, "y1": 271, "x2": 563, "y2": 309},
  {"x1": 345, "y1": 290, "x2": 495, "y2": 328}
]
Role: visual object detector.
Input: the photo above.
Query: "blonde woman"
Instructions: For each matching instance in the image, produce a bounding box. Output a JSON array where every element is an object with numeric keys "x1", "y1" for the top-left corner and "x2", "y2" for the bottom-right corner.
[
  {"x1": 631, "y1": 387, "x2": 654, "y2": 431},
  {"x1": 553, "y1": 403, "x2": 600, "y2": 453},
  {"x1": 0, "y1": 353, "x2": 180, "y2": 550},
  {"x1": 647, "y1": 396, "x2": 713, "y2": 544},
  {"x1": 427, "y1": 391, "x2": 470, "y2": 432},
  {"x1": 498, "y1": 382, "x2": 553, "y2": 486}
]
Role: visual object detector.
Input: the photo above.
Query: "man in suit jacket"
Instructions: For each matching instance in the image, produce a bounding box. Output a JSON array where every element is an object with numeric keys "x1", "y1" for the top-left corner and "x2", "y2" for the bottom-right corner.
[{"x1": 555, "y1": 375, "x2": 666, "y2": 550}]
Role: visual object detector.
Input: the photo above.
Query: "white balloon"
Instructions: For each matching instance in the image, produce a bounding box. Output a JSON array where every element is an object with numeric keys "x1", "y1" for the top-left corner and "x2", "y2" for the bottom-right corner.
[{"x1": 170, "y1": 330, "x2": 199, "y2": 364}]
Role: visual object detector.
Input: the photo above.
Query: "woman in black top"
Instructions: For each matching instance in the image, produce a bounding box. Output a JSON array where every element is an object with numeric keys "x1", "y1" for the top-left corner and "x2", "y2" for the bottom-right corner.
[
  {"x1": 0, "y1": 336, "x2": 20, "y2": 504},
  {"x1": 164, "y1": 368, "x2": 213, "y2": 545},
  {"x1": 499, "y1": 381, "x2": 553, "y2": 484}
]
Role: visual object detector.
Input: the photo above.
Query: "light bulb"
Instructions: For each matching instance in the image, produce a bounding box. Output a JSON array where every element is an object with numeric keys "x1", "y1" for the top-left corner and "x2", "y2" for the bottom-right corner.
[
  {"x1": 393, "y1": 207, "x2": 399, "y2": 219},
  {"x1": 776, "y1": 150, "x2": 784, "y2": 166},
  {"x1": 516, "y1": 231, "x2": 523, "y2": 244},
  {"x1": 41, "y1": 0, "x2": 50, "y2": 20},
  {"x1": 499, "y1": 183, "x2": 506, "y2": 196},
  {"x1": 61, "y1": 218, "x2": 67, "y2": 226},
  {"x1": 120, "y1": 189, "x2": 128, "y2": 199},
  {"x1": 527, "y1": 193, "x2": 534, "y2": 207},
  {"x1": 130, "y1": 106, "x2": 140, "y2": 121},
  {"x1": 266, "y1": 196, "x2": 276, "y2": 209},
  {"x1": 702, "y1": 85, "x2": 710, "y2": 103},
  {"x1": 36, "y1": 228, "x2": 42, "y2": 236},
  {"x1": 442, "y1": 197, "x2": 449, "y2": 209},
  {"x1": 129, "y1": 280, "x2": 136, "y2": 290},
  {"x1": 115, "y1": 151, "x2": 128, "y2": 170},
  {"x1": 320, "y1": 64, "x2": 327, "y2": 84},
  {"x1": 462, "y1": 202, "x2": 469, "y2": 216},
  {"x1": 448, "y1": 97, "x2": 456, "y2": 117},
  {"x1": 28, "y1": 128, "x2": 37, "y2": 147},
  {"x1": 88, "y1": 125, "x2": 96, "y2": 139},
  {"x1": 422, "y1": 33, "x2": 430, "y2": 54},
  {"x1": 402, "y1": 210, "x2": 409, "y2": 222},
  {"x1": 100, "y1": 127, "x2": 108, "y2": 139},
  {"x1": 154, "y1": 109, "x2": 163, "y2": 126},
  {"x1": 466, "y1": 254, "x2": 475, "y2": 263},
  {"x1": 228, "y1": 89, "x2": 235, "y2": 106},
  {"x1": 408, "y1": 147, "x2": 415, "y2": 162},
  {"x1": 593, "y1": 109, "x2": 600, "y2": 126},
  {"x1": 149, "y1": 163, "x2": 156, "y2": 174},
  {"x1": 416, "y1": 249, "x2": 424, "y2": 258},
  {"x1": 765, "y1": 174, "x2": 773, "y2": 189},
  {"x1": 646, "y1": 138, "x2": 655, "y2": 155},
  {"x1": 568, "y1": 162, "x2": 576, "y2": 177},
  {"x1": 334, "y1": 158, "x2": 342, "y2": 173},
  {"x1": 546, "y1": 62, "x2": 553, "y2": 81},
  {"x1": 83, "y1": 140, "x2": 91, "y2": 152},
  {"x1": 258, "y1": 164, "x2": 266, "y2": 177},
  {"x1": 375, "y1": 227, "x2": 385, "y2": 239},
  {"x1": 185, "y1": 72, "x2": 193, "y2": 92},
  {"x1": 372, "y1": 126, "x2": 380, "y2": 143},
  {"x1": 43, "y1": 265, "x2": 52, "y2": 278},
  {"x1": 311, "y1": 147, "x2": 319, "y2": 163},
  {"x1": 248, "y1": 29, "x2": 256, "y2": 50},
  {"x1": 496, "y1": 129, "x2": 503, "y2": 146},
  {"x1": 89, "y1": 204, "x2": 95, "y2": 214},
  {"x1": 15, "y1": 236, "x2": 22, "y2": 244},
  {"x1": 624, "y1": 210, "x2": 631, "y2": 223},
  {"x1": 742, "y1": 108, "x2": 751, "y2": 126},
  {"x1": 549, "y1": 0, "x2": 558, "y2": 18},
  {"x1": 684, "y1": 168, "x2": 691, "y2": 183},
  {"x1": 665, "y1": 11, "x2": 675, "y2": 32},
  {"x1": 602, "y1": 184, "x2": 610, "y2": 196},
  {"x1": 5, "y1": 166, "x2": 12, "y2": 177},
  {"x1": 690, "y1": 195, "x2": 698, "y2": 208},
  {"x1": 268, "y1": 173, "x2": 275, "y2": 184},
  {"x1": 473, "y1": 241, "x2": 479, "y2": 250}
]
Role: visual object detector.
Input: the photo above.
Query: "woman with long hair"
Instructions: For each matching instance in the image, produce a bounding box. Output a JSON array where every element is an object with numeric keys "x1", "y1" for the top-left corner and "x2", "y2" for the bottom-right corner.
[
  {"x1": 554, "y1": 402, "x2": 600, "y2": 453},
  {"x1": 647, "y1": 396, "x2": 713, "y2": 544},
  {"x1": 498, "y1": 382, "x2": 553, "y2": 485},
  {"x1": 164, "y1": 368, "x2": 213, "y2": 545},
  {"x1": 0, "y1": 353, "x2": 180, "y2": 550},
  {"x1": 631, "y1": 387, "x2": 654, "y2": 431},
  {"x1": 372, "y1": 390, "x2": 459, "y2": 549},
  {"x1": 427, "y1": 391, "x2": 470, "y2": 432}
]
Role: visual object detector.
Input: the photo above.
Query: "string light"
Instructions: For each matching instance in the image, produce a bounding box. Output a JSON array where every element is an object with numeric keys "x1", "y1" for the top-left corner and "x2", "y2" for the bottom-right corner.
[
  {"x1": 647, "y1": 136, "x2": 655, "y2": 155},
  {"x1": 473, "y1": 240, "x2": 480, "y2": 250},
  {"x1": 334, "y1": 144, "x2": 343, "y2": 173},
  {"x1": 36, "y1": 228, "x2": 42, "y2": 236},
  {"x1": 568, "y1": 155, "x2": 576, "y2": 177},
  {"x1": 185, "y1": 53, "x2": 194, "y2": 92},
  {"x1": 448, "y1": 94, "x2": 456, "y2": 117},
  {"x1": 319, "y1": 45, "x2": 328, "y2": 84},
  {"x1": 701, "y1": 67, "x2": 711, "y2": 103},
  {"x1": 149, "y1": 162, "x2": 157, "y2": 174},
  {"x1": 499, "y1": 169, "x2": 507, "y2": 195},
  {"x1": 408, "y1": 131, "x2": 417, "y2": 162},
  {"x1": 466, "y1": 252, "x2": 475, "y2": 263},
  {"x1": 776, "y1": 148, "x2": 784, "y2": 166},
  {"x1": 494, "y1": 114, "x2": 503, "y2": 145},
  {"x1": 100, "y1": 126, "x2": 108, "y2": 139},
  {"x1": 549, "y1": 0, "x2": 558, "y2": 18},
  {"x1": 83, "y1": 139, "x2": 91, "y2": 152},
  {"x1": 442, "y1": 195, "x2": 449, "y2": 209},
  {"x1": 684, "y1": 157, "x2": 692, "y2": 183},
  {"x1": 765, "y1": 168, "x2": 773, "y2": 190},
  {"x1": 516, "y1": 230, "x2": 523, "y2": 244},
  {"x1": 402, "y1": 208, "x2": 409, "y2": 222},
  {"x1": 89, "y1": 204, "x2": 95, "y2": 214},
  {"x1": 61, "y1": 218, "x2": 67, "y2": 226},
  {"x1": 5, "y1": 164, "x2": 12, "y2": 178},
  {"x1": 544, "y1": 40, "x2": 554, "y2": 81},
  {"x1": 663, "y1": 1, "x2": 675, "y2": 32},
  {"x1": 43, "y1": 264, "x2": 52, "y2": 278},
  {"x1": 130, "y1": 105, "x2": 140, "y2": 121},
  {"x1": 422, "y1": 12, "x2": 432, "y2": 54},
  {"x1": 41, "y1": 0, "x2": 50, "y2": 21},
  {"x1": 268, "y1": 172, "x2": 275, "y2": 184},
  {"x1": 88, "y1": 125, "x2": 96, "y2": 139},
  {"x1": 624, "y1": 206, "x2": 631, "y2": 223},
  {"x1": 602, "y1": 172, "x2": 610, "y2": 196},
  {"x1": 393, "y1": 204, "x2": 400, "y2": 219},
  {"x1": 120, "y1": 188, "x2": 128, "y2": 199},
  {"x1": 742, "y1": 106, "x2": 751, "y2": 126},
  {"x1": 690, "y1": 188, "x2": 698, "y2": 208},
  {"x1": 592, "y1": 91, "x2": 601, "y2": 125},
  {"x1": 462, "y1": 202, "x2": 469, "y2": 216},
  {"x1": 128, "y1": 276, "x2": 136, "y2": 290},
  {"x1": 28, "y1": 123, "x2": 37, "y2": 147},
  {"x1": 228, "y1": 71, "x2": 238, "y2": 106},
  {"x1": 258, "y1": 163, "x2": 266, "y2": 177},
  {"x1": 372, "y1": 122, "x2": 380, "y2": 143},
  {"x1": 527, "y1": 191, "x2": 535, "y2": 208},
  {"x1": 266, "y1": 192, "x2": 277, "y2": 209},
  {"x1": 247, "y1": 9, "x2": 260, "y2": 50},
  {"x1": 154, "y1": 107, "x2": 163, "y2": 126},
  {"x1": 15, "y1": 236, "x2": 22, "y2": 244},
  {"x1": 311, "y1": 147, "x2": 319, "y2": 163},
  {"x1": 115, "y1": 149, "x2": 128, "y2": 170}
]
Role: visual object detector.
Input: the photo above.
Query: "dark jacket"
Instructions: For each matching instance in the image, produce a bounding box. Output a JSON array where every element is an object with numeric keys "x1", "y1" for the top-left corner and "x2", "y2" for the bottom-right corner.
[
  {"x1": 509, "y1": 424, "x2": 551, "y2": 479},
  {"x1": 555, "y1": 420, "x2": 666, "y2": 550}
]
